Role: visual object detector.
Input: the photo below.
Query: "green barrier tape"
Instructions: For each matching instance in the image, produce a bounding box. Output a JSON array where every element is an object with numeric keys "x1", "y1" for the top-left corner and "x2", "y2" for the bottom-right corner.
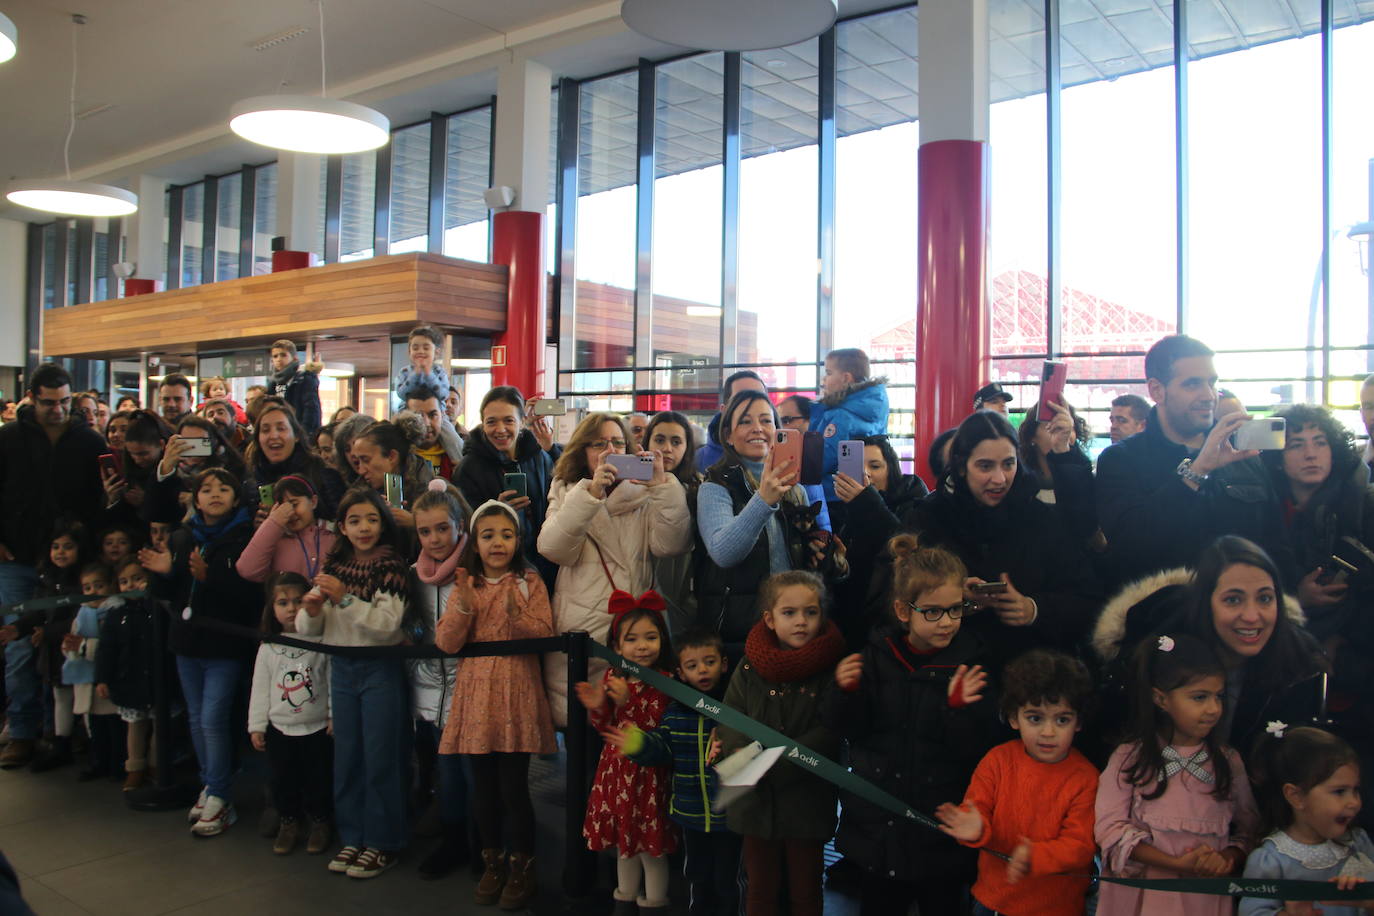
[
  {"x1": 586, "y1": 641, "x2": 1374, "y2": 902},
  {"x1": 2, "y1": 590, "x2": 148, "y2": 618}
]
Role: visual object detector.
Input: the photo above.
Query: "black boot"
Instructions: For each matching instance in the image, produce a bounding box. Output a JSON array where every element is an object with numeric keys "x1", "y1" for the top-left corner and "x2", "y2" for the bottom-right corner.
[
  {"x1": 29, "y1": 736, "x2": 73, "y2": 773},
  {"x1": 418, "y1": 824, "x2": 470, "y2": 880}
]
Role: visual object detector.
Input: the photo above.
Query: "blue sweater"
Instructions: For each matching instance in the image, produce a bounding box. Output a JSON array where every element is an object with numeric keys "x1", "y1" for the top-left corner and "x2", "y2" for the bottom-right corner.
[
  {"x1": 628, "y1": 699, "x2": 731, "y2": 832},
  {"x1": 62, "y1": 598, "x2": 119, "y2": 686}
]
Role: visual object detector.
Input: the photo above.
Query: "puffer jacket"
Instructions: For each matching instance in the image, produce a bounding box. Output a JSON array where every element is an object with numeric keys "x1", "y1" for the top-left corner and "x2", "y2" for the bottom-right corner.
[
  {"x1": 808, "y1": 377, "x2": 889, "y2": 501},
  {"x1": 455, "y1": 428, "x2": 559, "y2": 588},
  {"x1": 409, "y1": 575, "x2": 460, "y2": 728},
  {"x1": 626, "y1": 693, "x2": 731, "y2": 832},
  {"x1": 537, "y1": 475, "x2": 692, "y2": 726}
]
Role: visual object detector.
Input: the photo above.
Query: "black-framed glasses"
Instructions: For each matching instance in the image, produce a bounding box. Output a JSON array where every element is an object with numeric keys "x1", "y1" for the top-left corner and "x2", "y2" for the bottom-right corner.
[{"x1": 908, "y1": 600, "x2": 975, "y2": 622}]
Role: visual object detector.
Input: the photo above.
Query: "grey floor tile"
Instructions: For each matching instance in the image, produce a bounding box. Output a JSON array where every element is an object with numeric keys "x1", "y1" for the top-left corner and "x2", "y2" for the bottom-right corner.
[{"x1": 12, "y1": 876, "x2": 93, "y2": 916}]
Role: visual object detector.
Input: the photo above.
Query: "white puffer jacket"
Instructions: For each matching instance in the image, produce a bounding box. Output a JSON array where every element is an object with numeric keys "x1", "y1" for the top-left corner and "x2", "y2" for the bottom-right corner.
[
  {"x1": 538, "y1": 475, "x2": 693, "y2": 725},
  {"x1": 409, "y1": 578, "x2": 460, "y2": 729}
]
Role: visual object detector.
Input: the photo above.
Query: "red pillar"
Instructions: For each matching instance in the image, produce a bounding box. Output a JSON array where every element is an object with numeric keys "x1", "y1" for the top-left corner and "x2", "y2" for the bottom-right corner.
[
  {"x1": 914, "y1": 139, "x2": 990, "y2": 487},
  {"x1": 491, "y1": 210, "x2": 547, "y2": 398}
]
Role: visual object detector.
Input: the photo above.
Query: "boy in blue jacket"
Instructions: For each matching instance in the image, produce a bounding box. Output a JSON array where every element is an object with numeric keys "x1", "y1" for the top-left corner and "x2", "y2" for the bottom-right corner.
[
  {"x1": 605, "y1": 629, "x2": 740, "y2": 916},
  {"x1": 810, "y1": 348, "x2": 889, "y2": 504}
]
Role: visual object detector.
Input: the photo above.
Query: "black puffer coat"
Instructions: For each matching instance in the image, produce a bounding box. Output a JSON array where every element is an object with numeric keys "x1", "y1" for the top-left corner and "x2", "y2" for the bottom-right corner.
[{"x1": 454, "y1": 428, "x2": 558, "y2": 588}]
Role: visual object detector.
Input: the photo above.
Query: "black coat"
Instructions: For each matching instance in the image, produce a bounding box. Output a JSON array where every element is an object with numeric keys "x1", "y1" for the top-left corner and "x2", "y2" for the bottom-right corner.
[
  {"x1": 454, "y1": 429, "x2": 558, "y2": 587},
  {"x1": 271, "y1": 361, "x2": 321, "y2": 434},
  {"x1": 834, "y1": 475, "x2": 929, "y2": 648},
  {"x1": 154, "y1": 522, "x2": 261, "y2": 659},
  {"x1": 821, "y1": 627, "x2": 998, "y2": 882},
  {"x1": 0, "y1": 406, "x2": 107, "y2": 566},
  {"x1": 243, "y1": 446, "x2": 345, "y2": 522},
  {"x1": 95, "y1": 597, "x2": 162, "y2": 710}
]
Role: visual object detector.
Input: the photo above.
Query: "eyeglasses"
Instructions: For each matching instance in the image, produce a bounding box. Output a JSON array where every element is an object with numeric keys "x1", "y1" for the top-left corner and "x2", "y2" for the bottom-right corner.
[
  {"x1": 908, "y1": 601, "x2": 975, "y2": 622},
  {"x1": 589, "y1": 438, "x2": 627, "y2": 450},
  {"x1": 780, "y1": 415, "x2": 804, "y2": 426}
]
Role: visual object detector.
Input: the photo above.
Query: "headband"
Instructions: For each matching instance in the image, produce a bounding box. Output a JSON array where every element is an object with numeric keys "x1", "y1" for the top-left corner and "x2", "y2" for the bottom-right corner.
[
  {"x1": 275, "y1": 474, "x2": 316, "y2": 498},
  {"x1": 607, "y1": 589, "x2": 667, "y2": 643},
  {"x1": 472, "y1": 499, "x2": 522, "y2": 532}
]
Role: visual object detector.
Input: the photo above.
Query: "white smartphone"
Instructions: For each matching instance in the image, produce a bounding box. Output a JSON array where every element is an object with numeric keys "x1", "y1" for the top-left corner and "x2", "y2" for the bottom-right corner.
[{"x1": 1232, "y1": 417, "x2": 1286, "y2": 451}]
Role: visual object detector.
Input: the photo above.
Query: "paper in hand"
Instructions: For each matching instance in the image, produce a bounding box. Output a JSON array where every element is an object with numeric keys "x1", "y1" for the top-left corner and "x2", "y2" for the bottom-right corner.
[{"x1": 712, "y1": 742, "x2": 786, "y2": 812}]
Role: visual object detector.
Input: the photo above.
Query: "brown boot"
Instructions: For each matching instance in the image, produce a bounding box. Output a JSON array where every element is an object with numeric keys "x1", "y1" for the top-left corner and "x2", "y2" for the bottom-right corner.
[
  {"x1": 273, "y1": 818, "x2": 301, "y2": 855},
  {"x1": 474, "y1": 849, "x2": 507, "y2": 906},
  {"x1": 0, "y1": 739, "x2": 34, "y2": 769},
  {"x1": 498, "y1": 852, "x2": 535, "y2": 910}
]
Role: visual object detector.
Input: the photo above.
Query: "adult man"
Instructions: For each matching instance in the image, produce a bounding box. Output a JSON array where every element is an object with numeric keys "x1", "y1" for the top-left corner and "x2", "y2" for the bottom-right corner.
[
  {"x1": 443, "y1": 386, "x2": 469, "y2": 438},
  {"x1": 695, "y1": 370, "x2": 768, "y2": 472},
  {"x1": 626, "y1": 412, "x2": 649, "y2": 448},
  {"x1": 973, "y1": 382, "x2": 1012, "y2": 414},
  {"x1": 157, "y1": 373, "x2": 193, "y2": 424},
  {"x1": 1096, "y1": 335, "x2": 1257, "y2": 586},
  {"x1": 776, "y1": 394, "x2": 813, "y2": 432},
  {"x1": 405, "y1": 386, "x2": 464, "y2": 480},
  {"x1": 0, "y1": 364, "x2": 107, "y2": 767},
  {"x1": 268, "y1": 339, "x2": 321, "y2": 434},
  {"x1": 201, "y1": 397, "x2": 246, "y2": 450},
  {"x1": 1107, "y1": 394, "x2": 1149, "y2": 443}
]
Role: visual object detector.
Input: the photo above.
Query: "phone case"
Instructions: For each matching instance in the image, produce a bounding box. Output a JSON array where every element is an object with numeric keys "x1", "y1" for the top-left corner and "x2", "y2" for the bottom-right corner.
[
  {"x1": 258, "y1": 484, "x2": 274, "y2": 505},
  {"x1": 503, "y1": 472, "x2": 528, "y2": 498},
  {"x1": 607, "y1": 453, "x2": 654, "y2": 481},
  {"x1": 837, "y1": 440, "x2": 865, "y2": 482},
  {"x1": 772, "y1": 429, "x2": 802, "y2": 475},
  {"x1": 384, "y1": 473, "x2": 405, "y2": 509},
  {"x1": 1038, "y1": 361, "x2": 1067, "y2": 422}
]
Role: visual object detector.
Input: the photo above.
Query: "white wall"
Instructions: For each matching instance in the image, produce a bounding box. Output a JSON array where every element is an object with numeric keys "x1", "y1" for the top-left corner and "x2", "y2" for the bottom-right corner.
[{"x1": 0, "y1": 218, "x2": 27, "y2": 368}]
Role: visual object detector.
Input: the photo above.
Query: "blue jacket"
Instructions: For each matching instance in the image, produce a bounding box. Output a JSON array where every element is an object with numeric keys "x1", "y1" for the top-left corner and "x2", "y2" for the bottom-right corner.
[
  {"x1": 696, "y1": 412, "x2": 726, "y2": 473},
  {"x1": 809, "y1": 378, "x2": 889, "y2": 500},
  {"x1": 62, "y1": 597, "x2": 119, "y2": 686},
  {"x1": 627, "y1": 699, "x2": 731, "y2": 833}
]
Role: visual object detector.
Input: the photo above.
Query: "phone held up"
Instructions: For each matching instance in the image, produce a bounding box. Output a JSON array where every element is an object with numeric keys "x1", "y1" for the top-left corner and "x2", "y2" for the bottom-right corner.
[
  {"x1": 502, "y1": 471, "x2": 528, "y2": 499},
  {"x1": 384, "y1": 472, "x2": 405, "y2": 509},
  {"x1": 837, "y1": 439, "x2": 865, "y2": 483},
  {"x1": 1037, "y1": 360, "x2": 1068, "y2": 422},
  {"x1": 1232, "y1": 417, "x2": 1286, "y2": 451},
  {"x1": 606, "y1": 453, "x2": 654, "y2": 482},
  {"x1": 773, "y1": 429, "x2": 802, "y2": 478}
]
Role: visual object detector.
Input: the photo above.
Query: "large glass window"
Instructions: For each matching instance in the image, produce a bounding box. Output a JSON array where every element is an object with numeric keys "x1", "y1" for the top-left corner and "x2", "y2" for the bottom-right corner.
[
  {"x1": 1330, "y1": 18, "x2": 1374, "y2": 406},
  {"x1": 390, "y1": 123, "x2": 432, "y2": 254},
  {"x1": 181, "y1": 182, "x2": 205, "y2": 287},
  {"x1": 253, "y1": 163, "x2": 278, "y2": 276},
  {"x1": 340, "y1": 151, "x2": 377, "y2": 262},
  {"x1": 216, "y1": 172, "x2": 242, "y2": 281},
  {"x1": 444, "y1": 106, "x2": 492, "y2": 262}
]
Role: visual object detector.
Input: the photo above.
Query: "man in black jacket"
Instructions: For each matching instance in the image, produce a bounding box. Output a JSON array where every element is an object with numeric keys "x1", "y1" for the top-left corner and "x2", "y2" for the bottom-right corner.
[
  {"x1": 1095, "y1": 335, "x2": 1258, "y2": 588},
  {"x1": 0, "y1": 363, "x2": 107, "y2": 767}
]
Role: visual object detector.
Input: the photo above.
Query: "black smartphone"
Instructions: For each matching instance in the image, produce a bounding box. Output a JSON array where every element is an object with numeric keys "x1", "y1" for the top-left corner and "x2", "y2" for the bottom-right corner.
[
  {"x1": 971, "y1": 582, "x2": 1008, "y2": 596},
  {"x1": 503, "y1": 471, "x2": 528, "y2": 499},
  {"x1": 800, "y1": 431, "x2": 824, "y2": 486}
]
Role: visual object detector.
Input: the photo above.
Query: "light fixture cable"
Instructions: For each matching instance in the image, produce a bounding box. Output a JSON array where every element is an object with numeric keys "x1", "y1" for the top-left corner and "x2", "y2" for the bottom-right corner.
[
  {"x1": 318, "y1": 0, "x2": 326, "y2": 97},
  {"x1": 63, "y1": 15, "x2": 86, "y2": 181}
]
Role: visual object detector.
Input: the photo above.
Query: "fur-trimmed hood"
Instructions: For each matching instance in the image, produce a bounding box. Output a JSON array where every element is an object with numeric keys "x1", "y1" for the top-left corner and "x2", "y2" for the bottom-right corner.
[
  {"x1": 819, "y1": 375, "x2": 889, "y2": 410},
  {"x1": 1092, "y1": 566, "x2": 1304, "y2": 663}
]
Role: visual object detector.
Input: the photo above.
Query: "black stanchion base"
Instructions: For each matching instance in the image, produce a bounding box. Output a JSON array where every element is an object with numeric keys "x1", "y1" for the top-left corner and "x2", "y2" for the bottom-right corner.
[{"x1": 125, "y1": 780, "x2": 200, "y2": 812}]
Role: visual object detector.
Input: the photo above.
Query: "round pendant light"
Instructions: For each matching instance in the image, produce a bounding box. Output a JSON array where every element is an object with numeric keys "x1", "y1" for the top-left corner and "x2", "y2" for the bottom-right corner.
[
  {"x1": 6, "y1": 180, "x2": 137, "y2": 217},
  {"x1": 0, "y1": 11, "x2": 17, "y2": 63},
  {"x1": 620, "y1": 0, "x2": 837, "y2": 51},
  {"x1": 229, "y1": 95, "x2": 390, "y2": 154}
]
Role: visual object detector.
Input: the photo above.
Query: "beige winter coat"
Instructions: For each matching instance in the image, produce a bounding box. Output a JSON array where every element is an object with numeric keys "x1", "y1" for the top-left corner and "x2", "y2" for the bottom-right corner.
[{"x1": 538, "y1": 475, "x2": 693, "y2": 725}]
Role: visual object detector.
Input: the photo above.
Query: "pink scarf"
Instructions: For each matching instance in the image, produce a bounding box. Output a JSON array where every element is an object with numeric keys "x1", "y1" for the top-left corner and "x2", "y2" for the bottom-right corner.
[{"x1": 414, "y1": 535, "x2": 467, "y2": 585}]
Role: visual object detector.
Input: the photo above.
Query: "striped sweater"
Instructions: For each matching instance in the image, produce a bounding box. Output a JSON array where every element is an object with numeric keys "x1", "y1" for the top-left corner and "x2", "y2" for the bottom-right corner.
[{"x1": 626, "y1": 699, "x2": 731, "y2": 833}]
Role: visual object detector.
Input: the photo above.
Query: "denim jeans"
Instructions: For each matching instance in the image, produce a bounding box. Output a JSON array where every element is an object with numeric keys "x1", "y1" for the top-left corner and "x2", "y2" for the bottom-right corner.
[
  {"x1": 332, "y1": 657, "x2": 409, "y2": 851},
  {"x1": 0, "y1": 563, "x2": 41, "y2": 740},
  {"x1": 175, "y1": 655, "x2": 244, "y2": 800}
]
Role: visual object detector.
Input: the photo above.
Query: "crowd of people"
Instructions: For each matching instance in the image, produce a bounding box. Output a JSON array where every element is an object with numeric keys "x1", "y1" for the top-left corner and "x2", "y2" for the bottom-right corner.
[{"x1": 1, "y1": 328, "x2": 1373, "y2": 916}]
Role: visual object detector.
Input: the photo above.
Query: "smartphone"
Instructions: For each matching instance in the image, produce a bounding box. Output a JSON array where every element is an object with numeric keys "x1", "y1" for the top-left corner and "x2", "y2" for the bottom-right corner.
[
  {"x1": 181, "y1": 438, "x2": 212, "y2": 458},
  {"x1": 384, "y1": 472, "x2": 405, "y2": 509},
  {"x1": 1037, "y1": 360, "x2": 1068, "y2": 422},
  {"x1": 257, "y1": 484, "x2": 274, "y2": 506},
  {"x1": 503, "y1": 471, "x2": 528, "y2": 499},
  {"x1": 799, "y1": 431, "x2": 825, "y2": 486},
  {"x1": 837, "y1": 439, "x2": 866, "y2": 483},
  {"x1": 98, "y1": 453, "x2": 121, "y2": 480},
  {"x1": 607, "y1": 453, "x2": 655, "y2": 482},
  {"x1": 1316, "y1": 556, "x2": 1355, "y2": 587},
  {"x1": 1233, "y1": 416, "x2": 1287, "y2": 451},
  {"x1": 971, "y1": 581, "x2": 1008, "y2": 596},
  {"x1": 530, "y1": 398, "x2": 567, "y2": 417},
  {"x1": 773, "y1": 428, "x2": 802, "y2": 475}
]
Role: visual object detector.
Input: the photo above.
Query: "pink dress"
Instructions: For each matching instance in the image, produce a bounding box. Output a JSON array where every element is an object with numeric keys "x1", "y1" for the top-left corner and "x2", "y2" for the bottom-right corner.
[
  {"x1": 582, "y1": 673, "x2": 678, "y2": 858},
  {"x1": 434, "y1": 571, "x2": 556, "y2": 755},
  {"x1": 1095, "y1": 741, "x2": 1260, "y2": 916}
]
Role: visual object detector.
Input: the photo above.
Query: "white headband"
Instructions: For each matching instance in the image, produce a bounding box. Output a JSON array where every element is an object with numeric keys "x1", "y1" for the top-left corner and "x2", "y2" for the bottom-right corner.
[{"x1": 472, "y1": 498, "x2": 522, "y2": 532}]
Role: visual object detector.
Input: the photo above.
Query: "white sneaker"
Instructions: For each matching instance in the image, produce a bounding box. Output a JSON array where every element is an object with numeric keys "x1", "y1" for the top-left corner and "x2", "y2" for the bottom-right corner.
[
  {"x1": 188, "y1": 787, "x2": 208, "y2": 824},
  {"x1": 191, "y1": 796, "x2": 237, "y2": 837}
]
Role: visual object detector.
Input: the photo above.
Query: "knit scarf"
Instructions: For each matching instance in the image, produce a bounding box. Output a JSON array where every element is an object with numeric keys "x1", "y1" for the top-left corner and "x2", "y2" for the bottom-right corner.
[
  {"x1": 1161, "y1": 745, "x2": 1214, "y2": 784},
  {"x1": 187, "y1": 506, "x2": 252, "y2": 548},
  {"x1": 744, "y1": 617, "x2": 846, "y2": 683},
  {"x1": 415, "y1": 537, "x2": 467, "y2": 585},
  {"x1": 271, "y1": 359, "x2": 299, "y2": 389}
]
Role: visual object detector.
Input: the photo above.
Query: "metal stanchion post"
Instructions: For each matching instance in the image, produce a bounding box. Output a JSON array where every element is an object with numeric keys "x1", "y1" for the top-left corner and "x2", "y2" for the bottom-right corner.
[{"x1": 562, "y1": 630, "x2": 594, "y2": 901}]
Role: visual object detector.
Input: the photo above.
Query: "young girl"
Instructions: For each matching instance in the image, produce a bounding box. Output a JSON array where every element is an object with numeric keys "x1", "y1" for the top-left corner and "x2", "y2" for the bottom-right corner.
[
  {"x1": 575, "y1": 590, "x2": 678, "y2": 915},
  {"x1": 409, "y1": 479, "x2": 472, "y2": 880},
  {"x1": 1241, "y1": 727, "x2": 1374, "y2": 916},
  {"x1": 299, "y1": 487, "x2": 411, "y2": 880},
  {"x1": 1096, "y1": 632, "x2": 1259, "y2": 915},
  {"x1": 199, "y1": 376, "x2": 247, "y2": 425},
  {"x1": 96, "y1": 559, "x2": 159, "y2": 790},
  {"x1": 436, "y1": 500, "x2": 555, "y2": 909},
  {"x1": 716, "y1": 570, "x2": 846, "y2": 916},
  {"x1": 249, "y1": 572, "x2": 333, "y2": 856},
  {"x1": 63, "y1": 562, "x2": 125, "y2": 782},
  {"x1": 236, "y1": 475, "x2": 338, "y2": 584},
  {"x1": 823, "y1": 534, "x2": 995, "y2": 916}
]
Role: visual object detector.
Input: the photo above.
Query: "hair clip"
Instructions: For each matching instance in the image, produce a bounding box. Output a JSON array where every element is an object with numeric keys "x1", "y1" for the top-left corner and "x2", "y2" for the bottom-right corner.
[
  {"x1": 1266, "y1": 720, "x2": 1288, "y2": 739},
  {"x1": 1156, "y1": 635, "x2": 1175, "y2": 653},
  {"x1": 427, "y1": 478, "x2": 448, "y2": 493}
]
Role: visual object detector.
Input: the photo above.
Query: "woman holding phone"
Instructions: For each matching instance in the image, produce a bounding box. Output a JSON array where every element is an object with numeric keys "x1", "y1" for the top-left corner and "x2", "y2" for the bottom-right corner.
[
  {"x1": 143, "y1": 415, "x2": 246, "y2": 524},
  {"x1": 243, "y1": 403, "x2": 345, "y2": 523},
  {"x1": 348, "y1": 415, "x2": 434, "y2": 532},
  {"x1": 536, "y1": 412, "x2": 691, "y2": 726}
]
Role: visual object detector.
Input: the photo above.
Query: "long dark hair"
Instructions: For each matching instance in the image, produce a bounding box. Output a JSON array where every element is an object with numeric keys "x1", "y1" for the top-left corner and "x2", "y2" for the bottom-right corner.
[
  {"x1": 246, "y1": 402, "x2": 312, "y2": 470},
  {"x1": 715, "y1": 389, "x2": 777, "y2": 471},
  {"x1": 946, "y1": 409, "x2": 1020, "y2": 493},
  {"x1": 1121, "y1": 632, "x2": 1233, "y2": 801},
  {"x1": 328, "y1": 486, "x2": 403, "y2": 563},
  {"x1": 1249, "y1": 726, "x2": 1360, "y2": 834},
  {"x1": 862, "y1": 434, "x2": 904, "y2": 496},
  {"x1": 175, "y1": 414, "x2": 246, "y2": 480},
  {"x1": 120, "y1": 409, "x2": 174, "y2": 480},
  {"x1": 1262, "y1": 403, "x2": 1359, "y2": 491},
  {"x1": 1016, "y1": 401, "x2": 1090, "y2": 470},
  {"x1": 643, "y1": 410, "x2": 699, "y2": 487}
]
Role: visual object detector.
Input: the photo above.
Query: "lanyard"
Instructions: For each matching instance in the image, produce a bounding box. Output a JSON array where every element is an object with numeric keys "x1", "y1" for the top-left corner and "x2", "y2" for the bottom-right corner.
[{"x1": 296, "y1": 525, "x2": 322, "y2": 580}]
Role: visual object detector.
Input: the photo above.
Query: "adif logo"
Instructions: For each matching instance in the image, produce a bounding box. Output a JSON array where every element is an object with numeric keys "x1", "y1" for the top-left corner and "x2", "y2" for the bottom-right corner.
[
  {"x1": 1228, "y1": 882, "x2": 1277, "y2": 895},
  {"x1": 621, "y1": 661, "x2": 641, "y2": 675},
  {"x1": 787, "y1": 747, "x2": 819, "y2": 767},
  {"x1": 694, "y1": 697, "x2": 721, "y2": 715}
]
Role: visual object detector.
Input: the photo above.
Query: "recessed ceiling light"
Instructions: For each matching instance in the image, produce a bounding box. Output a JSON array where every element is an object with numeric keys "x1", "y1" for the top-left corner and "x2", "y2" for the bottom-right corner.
[{"x1": 0, "y1": 11, "x2": 17, "y2": 63}]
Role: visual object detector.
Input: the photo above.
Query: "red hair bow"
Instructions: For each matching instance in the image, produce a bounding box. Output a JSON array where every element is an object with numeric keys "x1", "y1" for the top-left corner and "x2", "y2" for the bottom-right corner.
[{"x1": 607, "y1": 589, "x2": 666, "y2": 618}]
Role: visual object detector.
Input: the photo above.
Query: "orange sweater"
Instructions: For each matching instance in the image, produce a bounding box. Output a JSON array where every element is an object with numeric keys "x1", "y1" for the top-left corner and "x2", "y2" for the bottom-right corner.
[{"x1": 960, "y1": 740, "x2": 1098, "y2": 916}]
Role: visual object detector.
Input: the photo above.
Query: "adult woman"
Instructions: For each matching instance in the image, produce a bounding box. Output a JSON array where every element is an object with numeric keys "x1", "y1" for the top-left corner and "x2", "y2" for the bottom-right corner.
[
  {"x1": 331, "y1": 413, "x2": 376, "y2": 487},
  {"x1": 454, "y1": 387, "x2": 558, "y2": 586},
  {"x1": 903, "y1": 410, "x2": 1099, "y2": 661},
  {"x1": 243, "y1": 402, "x2": 345, "y2": 522},
  {"x1": 314, "y1": 423, "x2": 340, "y2": 474},
  {"x1": 1015, "y1": 400, "x2": 1098, "y2": 543},
  {"x1": 642, "y1": 410, "x2": 701, "y2": 636},
  {"x1": 144, "y1": 415, "x2": 246, "y2": 523},
  {"x1": 101, "y1": 410, "x2": 172, "y2": 529},
  {"x1": 695, "y1": 390, "x2": 844, "y2": 663},
  {"x1": 536, "y1": 412, "x2": 691, "y2": 726},
  {"x1": 348, "y1": 415, "x2": 434, "y2": 531},
  {"x1": 104, "y1": 410, "x2": 133, "y2": 458}
]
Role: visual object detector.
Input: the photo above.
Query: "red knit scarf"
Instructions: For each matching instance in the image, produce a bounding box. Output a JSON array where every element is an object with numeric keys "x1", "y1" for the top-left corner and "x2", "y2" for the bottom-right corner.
[{"x1": 744, "y1": 618, "x2": 846, "y2": 683}]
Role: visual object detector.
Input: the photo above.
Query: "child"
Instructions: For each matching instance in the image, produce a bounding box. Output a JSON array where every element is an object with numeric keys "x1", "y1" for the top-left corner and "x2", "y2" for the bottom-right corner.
[
  {"x1": 436, "y1": 500, "x2": 555, "y2": 909},
  {"x1": 823, "y1": 534, "x2": 996, "y2": 916},
  {"x1": 249, "y1": 571, "x2": 333, "y2": 856},
  {"x1": 575, "y1": 591, "x2": 679, "y2": 915},
  {"x1": 394, "y1": 325, "x2": 451, "y2": 401},
  {"x1": 1241, "y1": 726, "x2": 1374, "y2": 916},
  {"x1": 63, "y1": 562, "x2": 125, "y2": 781},
  {"x1": 716, "y1": 570, "x2": 847, "y2": 916},
  {"x1": 96, "y1": 559, "x2": 160, "y2": 790},
  {"x1": 298, "y1": 487, "x2": 411, "y2": 879},
  {"x1": 236, "y1": 475, "x2": 338, "y2": 584},
  {"x1": 604, "y1": 628, "x2": 742, "y2": 916},
  {"x1": 1096, "y1": 633, "x2": 1259, "y2": 915},
  {"x1": 936, "y1": 649, "x2": 1099, "y2": 916},
  {"x1": 809, "y1": 347, "x2": 889, "y2": 504},
  {"x1": 97, "y1": 525, "x2": 138, "y2": 570},
  {"x1": 199, "y1": 376, "x2": 247, "y2": 425},
  {"x1": 268, "y1": 339, "x2": 322, "y2": 433}
]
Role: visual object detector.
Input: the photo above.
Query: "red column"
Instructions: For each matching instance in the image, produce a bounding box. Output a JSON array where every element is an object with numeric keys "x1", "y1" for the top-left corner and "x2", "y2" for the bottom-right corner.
[
  {"x1": 491, "y1": 210, "x2": 547, "y2": 398},
  {"x1": 914, "y1": 139, "x2": 990, "y2": 487}
]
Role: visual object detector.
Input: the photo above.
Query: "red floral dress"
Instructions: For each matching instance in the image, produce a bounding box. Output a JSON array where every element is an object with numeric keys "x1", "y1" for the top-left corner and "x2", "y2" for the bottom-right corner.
[{"x1": 582, "y1": 670, "x2": 679, "y2": 857}]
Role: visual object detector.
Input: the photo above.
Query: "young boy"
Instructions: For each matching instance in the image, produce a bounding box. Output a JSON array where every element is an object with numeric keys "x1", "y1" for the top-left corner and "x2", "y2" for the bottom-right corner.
[
  {"x1": 267, "y1": 339, "x2": 322, "y2": 433},
  {"x1": 605, "y1": 629, "x2": 740, "y2": 916},
  {"x1": 936, "y1": 649, "x2": 1098, "y2": 916},
  {"x1": 810, "y1": 347, "x2": 889, "y2": 504},
  {"x1": 64, "y1": 563, "x2": 125, "y2": 781},
  {"x1": 394, "y1": 325, "x2": 451, "y2": 402}
]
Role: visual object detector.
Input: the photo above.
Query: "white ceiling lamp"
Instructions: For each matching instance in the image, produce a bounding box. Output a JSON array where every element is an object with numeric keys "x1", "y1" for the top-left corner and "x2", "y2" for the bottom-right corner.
[
  {"x1": 5, "y1": 15, "x2": 138, "y2": 217},
  {"x1": 320, "y1": 362, "x2": 356, "y2": 378},
  {"x1": 620, "y1": 0, "x2": 837, "y2": 51},
  {"x1": 0, "y1": 11, "x2": 17, "y2": 63},
  {"x1": 228, "y1": 0, "x2": 388, "y2": 154}
]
